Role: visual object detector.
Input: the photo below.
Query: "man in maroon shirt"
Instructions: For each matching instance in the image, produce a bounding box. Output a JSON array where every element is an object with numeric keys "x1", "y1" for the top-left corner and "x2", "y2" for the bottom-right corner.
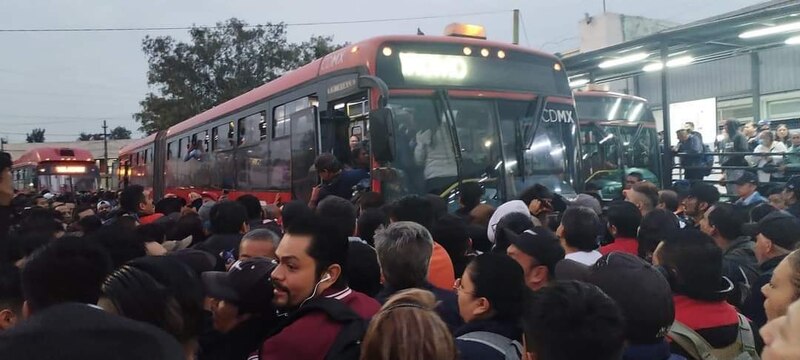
[
  {"x1": 258, "y1": 214, "x2": 380, "y2": 360},
  {"x1": 600, "y1": 201, "x2": 643, "y2": 256}
]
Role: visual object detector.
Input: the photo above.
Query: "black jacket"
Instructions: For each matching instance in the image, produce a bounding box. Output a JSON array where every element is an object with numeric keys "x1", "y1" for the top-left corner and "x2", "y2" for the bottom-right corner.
[
  {"x1": 0, "y1": 303, "x2": 183, "y2": 360},
  {"x1": 454, "y1": 318, "x2": 521, "y2": 360},
  {"x1": 721, "y1": 236, "x2": 760, "y2": 307},
  {"x1": 198, "y1": 314, "x2": 275, "y2": 360},
  {"x1": 742, "y1": 254, "x2": 788, "y2": 330},
  {"x1": 194, "y1": 233, "x2": 243, "y2": 258}
]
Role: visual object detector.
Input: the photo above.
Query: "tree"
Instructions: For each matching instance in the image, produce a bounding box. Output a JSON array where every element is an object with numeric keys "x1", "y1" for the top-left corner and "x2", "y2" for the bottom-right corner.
[
  {"x1": 109, "y1": 126, "x2": 132, "y2": 140},
  {"x1": 26, "y1": 128, "x2": 45, "y2": 143},
  {"x1": 135, "y1": 18, "x2": 344, "y2": 134}
]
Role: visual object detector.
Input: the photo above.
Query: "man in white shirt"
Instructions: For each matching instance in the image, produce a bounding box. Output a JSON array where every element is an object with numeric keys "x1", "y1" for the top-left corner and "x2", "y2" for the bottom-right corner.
[{"x1": 557, "y1": 206, "x2": 603, "y2": 266}]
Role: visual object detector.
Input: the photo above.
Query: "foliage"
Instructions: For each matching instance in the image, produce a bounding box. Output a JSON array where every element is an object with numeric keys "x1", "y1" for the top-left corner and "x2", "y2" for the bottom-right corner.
[
  {"x1": 26, "y1": 128, "x2": 45, "y2": 143},
  {"x1": 134, "y1": 19, "x2": 344, "y2": 134}
]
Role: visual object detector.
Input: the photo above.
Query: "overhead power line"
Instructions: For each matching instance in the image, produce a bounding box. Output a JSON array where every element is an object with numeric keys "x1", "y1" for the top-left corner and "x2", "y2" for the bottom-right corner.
[{"x1": 0, "y1": 10, "x2": 512, "y2": 33}]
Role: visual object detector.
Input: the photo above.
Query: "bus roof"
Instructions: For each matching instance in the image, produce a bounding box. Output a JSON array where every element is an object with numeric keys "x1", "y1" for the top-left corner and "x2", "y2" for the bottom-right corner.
[
  {"x1": 119, "y1": 35, "x2": 562, "y2": 155},
  {"x1": 119, "y1": 133, "x2": 157, "y2": 156},
  {"x1": 573, "y1": 90, "x2": 648, "y2": 103},
  {"x1": 13, "y1": 147, "x2": 94, "y2": 166}
]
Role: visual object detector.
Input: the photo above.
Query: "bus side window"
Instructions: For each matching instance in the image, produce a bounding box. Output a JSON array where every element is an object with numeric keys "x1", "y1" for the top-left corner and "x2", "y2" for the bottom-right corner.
[
  {"x1": 238, "y1": 118, "x2": 247, "y2": 146},
  {"x1": 259, "y1": 112, "x2": 267, "y2": 140},
  {"x1": 273, "y1": 105, "x2": 289, "y2": 138},
  {"x1": 201, "y1": 130, "x2": 210, "y2": 151},
  {"x1": 167, "y1": 141, "x2": 175, "y2": 160},
  {"x1": 178, "y1": 138, "x2": 185, "y2": 158},
  {"x1": 143, "y1": 149, "x2": 148, "y2": 164},
  {"x1": 212, "y1": 127, "x2": 219, "y2": 151},
  {"x1": 214, "y1": 123, "x2": 233, "y2": 150}
]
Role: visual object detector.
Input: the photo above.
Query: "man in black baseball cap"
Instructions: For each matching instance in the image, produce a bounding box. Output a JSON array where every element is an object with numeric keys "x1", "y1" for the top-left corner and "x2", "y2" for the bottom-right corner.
[
  {"x1": 505, "y1": 226, "x2": 565, "y2": 291},
  {"x1": 201, "y1": 257, "x2": 278, "y2": 360},
  {"x1": 733, "y1": 172, "x2": 766, "y2": 210},
  {"x1": 681, "y1": 182, "x2": 719, "y2": 229},
  {"x1": 783, "y1": 176, "x2": 800, "y2": 218},
  {"x1": 559, "y1": 252, "x2": 679, "y2": 360},
  {"x1": 742, "y1": 211, "x2": 800, "y2": 330}
]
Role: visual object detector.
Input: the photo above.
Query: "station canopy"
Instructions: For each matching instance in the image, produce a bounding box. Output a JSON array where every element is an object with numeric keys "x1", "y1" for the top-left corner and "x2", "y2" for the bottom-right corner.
[{"x1": 561, "y1": 0, "x2": 800, "y2": 84}]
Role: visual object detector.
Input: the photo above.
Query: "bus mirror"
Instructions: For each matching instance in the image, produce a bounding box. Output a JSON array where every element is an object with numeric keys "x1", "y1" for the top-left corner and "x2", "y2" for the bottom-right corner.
[{"x1": 369, "y1": 108, "x2": 395, "y2": 162}]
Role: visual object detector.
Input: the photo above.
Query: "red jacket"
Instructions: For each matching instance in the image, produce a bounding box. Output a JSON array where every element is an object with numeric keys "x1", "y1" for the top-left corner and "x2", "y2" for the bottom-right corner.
[
  {"x1": 600, "y1": 237, "x2": 639, "y2": 256},
  {"x1": 259, "y1": 287, "x2": 380, "y2": 360}
]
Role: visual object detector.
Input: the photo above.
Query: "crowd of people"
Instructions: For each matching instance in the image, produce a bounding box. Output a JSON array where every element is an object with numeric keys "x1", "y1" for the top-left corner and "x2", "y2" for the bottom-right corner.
[{"x1": 2, "y1": 149, "x2": 800, "y2": 360}]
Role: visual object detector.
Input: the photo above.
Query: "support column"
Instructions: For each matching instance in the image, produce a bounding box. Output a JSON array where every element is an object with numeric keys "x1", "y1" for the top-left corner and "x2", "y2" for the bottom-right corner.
[{"x1": 660, "y1": 43, "x2": 672, "y2": 187}]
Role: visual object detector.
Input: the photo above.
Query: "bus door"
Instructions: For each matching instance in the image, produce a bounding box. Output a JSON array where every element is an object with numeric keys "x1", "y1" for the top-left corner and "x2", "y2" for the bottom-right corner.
[{"x1": 290, "y1": 106, "x2": 319, "y2": 203}]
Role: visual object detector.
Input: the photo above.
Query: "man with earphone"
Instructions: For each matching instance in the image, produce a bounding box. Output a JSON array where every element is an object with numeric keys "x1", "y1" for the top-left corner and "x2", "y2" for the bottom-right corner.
[{"x1": 256, "y1": 214, "x2": 380, "y2": 360}]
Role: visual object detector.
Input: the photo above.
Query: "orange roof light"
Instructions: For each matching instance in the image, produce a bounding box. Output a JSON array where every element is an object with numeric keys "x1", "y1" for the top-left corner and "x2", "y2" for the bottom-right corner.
[{"x1": 444, "y1": 23, "x2": 487, "y2": 40}]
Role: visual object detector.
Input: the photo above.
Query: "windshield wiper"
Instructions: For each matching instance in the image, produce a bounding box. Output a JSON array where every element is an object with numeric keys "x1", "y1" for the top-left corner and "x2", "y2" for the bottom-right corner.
[
  {"x1": 523, "y1": 96, "x2": 547, "y2": 150},
  {"x1": 435, "y1": 89, "x2": 464, "y2": 191}
]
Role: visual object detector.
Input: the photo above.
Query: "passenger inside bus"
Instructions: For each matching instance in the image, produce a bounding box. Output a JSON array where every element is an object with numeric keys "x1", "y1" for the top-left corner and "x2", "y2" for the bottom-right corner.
[
  {"x1": 184, "y1": 140, "x2": 204, "y2": 162},
  {"x1": 413, "y1": 113, "x2": 458, "y2": 194}
]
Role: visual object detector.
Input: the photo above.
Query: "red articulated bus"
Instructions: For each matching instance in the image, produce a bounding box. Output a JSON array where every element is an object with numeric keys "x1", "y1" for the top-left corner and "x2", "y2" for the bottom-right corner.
[
  {"x1": 12, "y1": 147, "x2": 100, "y2": 193},
  {"x1": 120, "y1": 26, "x2": 581, "y2": 206}
]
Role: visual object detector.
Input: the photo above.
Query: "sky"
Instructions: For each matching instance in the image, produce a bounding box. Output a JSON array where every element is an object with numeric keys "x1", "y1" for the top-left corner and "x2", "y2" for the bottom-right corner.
[{"x1": 0, "y1": 0, "x2": 767, "y2": 143}]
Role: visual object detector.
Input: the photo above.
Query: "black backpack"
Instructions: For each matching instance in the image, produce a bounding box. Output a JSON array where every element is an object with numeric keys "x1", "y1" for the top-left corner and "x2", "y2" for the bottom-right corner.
[{"x1": 261, "y1": 297, "x2": 367, "y2": 360}]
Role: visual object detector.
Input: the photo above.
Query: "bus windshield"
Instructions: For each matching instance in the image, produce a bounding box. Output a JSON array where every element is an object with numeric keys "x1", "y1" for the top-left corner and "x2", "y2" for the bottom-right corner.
[
  {"x1": 382, "y1": 96, "x2": 577, "y2": 205},
  {"x1": 575, "y1": 95, "x2": 654, "y2": 122}
]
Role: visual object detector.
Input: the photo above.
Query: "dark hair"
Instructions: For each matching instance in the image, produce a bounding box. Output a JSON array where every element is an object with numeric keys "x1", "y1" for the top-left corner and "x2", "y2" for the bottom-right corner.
[
  {"x1": 390, "y1": 195, "x2": 435, "y2": 232},
  {"x1": 87, "y1": 224, "x2": 147, "y2": 269},
  {"x1": 658, "y1": 190, "x2": 680, "y2": 212},
  {"x1": 357, "y1": 192, "x2": 384, "y2": 210},
  {"x1": 707, "y1": 203, "x2": 746, "y2": 240},
  {"x1": 9, "y1": 233, "x2": 52, "y2": 263},
  {"x1": 316, "y1": 196, "x2": 358, "y2": 240},
  {"x1": 459, "y1": 182, "x2": 484, "y2": 210},
  {"x1": 627, "y1": 172, "x2": 644, "y2": 182},
  {"x1": 493, "y1": 212, "x2": 534, "y2": 254},
  {"x1": 467, "y1": 253, "x2": 526, "y2": 321},
  {"x1": 21, "y1": 236, "x2": 112, "y2": 313},
  {"x1": 102, "y1": 256, "x2": 204, "y2": 345},
  {"x1": 136, "y1": 223, "x2": 167, "y2": 244},
  {"x1": 724, "y1": 119, "x2": 740, "y2": 138},
  {"x1": 561, "y1": 207, "x2": 601, "y2": 251},
  {"x1": 357, "y1": 208, "x2": 388, "y2": 247},
  {"x1": 314, "y1": 153, "x2": 342, "y2": 173},
  {"x1": 236, "y1": 194, "x2": 263, "y2": 221},
  {"x1": 760, "y1": 130, "x2": 774, "y2": 142},
  {"x1": 425, "y1": 194, "x2": 449, "y2": 223},
  {"x1": 522, "y1": 281, "x2": 625, "y2": 360},
  {"x1": 154, "y1": 197, "x2": 183, "y2": 216},
  {"x1": 637, "y1": 209, "x2": 680, "y2": 261},
  {"x1": 0, "y1": 151, "x2": 11, "y2": 175},
  {"x1": 656, "y1": 229, "x2": 726, "y2": 301},
  {"x1": 432, "y1": 214, "x2": 470, "y2": 276},
  {"x1": 286, "y1": 215, "x2": 349, "y2": 288},
  {"x1": 281, "y1": 200, "x2": 313, "y2": 230},
  {"x1": 519, "y1": 184, "x2": 553, "y2": 206},
  {"x1": 750, "y1": 203, "x2": 777, "y2": 223},
  {"x1": 631, "y1": 182, "x2": 659, "y2": 211},
  {"x1": 119, "y1": 185, "x2": 146, "y2": 213},
  {"x1": 0, "y1": 264, "x2": 22, "y2": 314},
  {"x1": 165, "y1": 213, "x2": 206, "y2": 245},
  {"x1": 209, "y1": 201, "x2": 247, "y2": 234},
  {"x1": 18, "y1": 208, "x2": 63, "y2": 236},
  {"x1": 607, "y1": 202, "x2": 642, "y2": 238},
  {"x1": 77, "y1": 215, "x2": 103, "y2": 235}
]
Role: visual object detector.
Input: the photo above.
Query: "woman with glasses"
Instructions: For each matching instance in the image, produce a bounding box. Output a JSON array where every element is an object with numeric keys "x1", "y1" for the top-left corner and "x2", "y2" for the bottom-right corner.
[{"x1": 454, "y1": 253, "x2": 527, "y2": 360}]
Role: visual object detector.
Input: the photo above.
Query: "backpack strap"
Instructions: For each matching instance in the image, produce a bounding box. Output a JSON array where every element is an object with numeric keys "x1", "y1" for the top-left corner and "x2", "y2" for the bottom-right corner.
[
  {"x1": 669, "y1": 321, "x2": 717, "y2": 360},
  {"x1": 737, "y1": 314, "x2": 760, "y2": 360},
  {"x1": 457, "y1": 331, "x2": 521, "y2": 360}
]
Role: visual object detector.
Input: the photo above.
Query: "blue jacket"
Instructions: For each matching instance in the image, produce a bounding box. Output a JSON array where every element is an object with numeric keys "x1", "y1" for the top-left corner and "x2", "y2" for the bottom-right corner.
[
  {"x1": 375, "y1": 282, "x2": 463, "y2": 332},
  {"x1": 454, "y1": 319, "x2": 521, "y2": 360}
]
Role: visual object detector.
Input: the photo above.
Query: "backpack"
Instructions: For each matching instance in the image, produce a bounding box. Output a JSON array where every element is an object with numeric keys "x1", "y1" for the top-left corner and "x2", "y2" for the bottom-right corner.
[
  {"x1": 261, "y1": 297, "x2": 367, "y2": 360},
  {"x1": 668, "y1": 314, "x2": 760, "y2": 360},
  {"x1": 457, "y1": 331, "x2": 523, "y2": 360}
]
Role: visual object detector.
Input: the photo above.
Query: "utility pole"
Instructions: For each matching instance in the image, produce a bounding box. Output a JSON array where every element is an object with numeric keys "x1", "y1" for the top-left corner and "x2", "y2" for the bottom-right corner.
[
  {"x1": 102, "y1": 120, "x2": 109, "y2": 189},
  {"x1": 512, "y1": 9, "x2": 520, "y2": 45},
  {"x1": 603, "y1": 0, "x2": 607, "y2": 13},
  {"x1": 0, "y1": 137, "x2": 6, "y2": 152}
]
